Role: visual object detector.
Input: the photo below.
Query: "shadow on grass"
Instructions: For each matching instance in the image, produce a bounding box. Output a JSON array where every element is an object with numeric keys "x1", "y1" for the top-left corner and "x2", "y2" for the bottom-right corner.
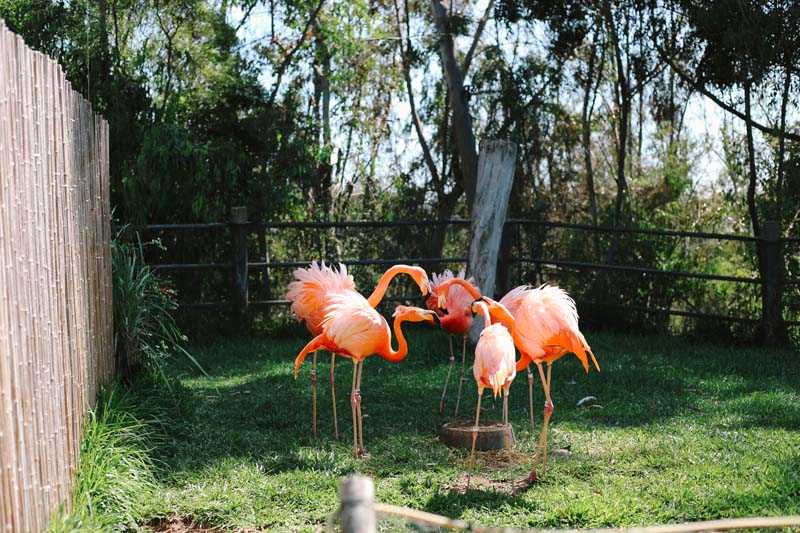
[
  {"x1": 137, "y1": 328, "x2": 800, "y2": 528},
  {"x1": 155, "y1": 329, "x2": 800, "y2": 474}
]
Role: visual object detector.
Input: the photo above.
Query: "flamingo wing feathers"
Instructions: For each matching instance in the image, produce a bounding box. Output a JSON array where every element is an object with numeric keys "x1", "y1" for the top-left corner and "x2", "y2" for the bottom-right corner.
[
  {"x1": 428, "y1": 270, "x2": 476, "y2": 309},
  {"x1": 286, "y1": 261, "x2": 355, "y2": 334},
  {"x1": 499, "y1": 285, "x2": 533, "y2": 317},
  {"x1": 514, "y1": 285, "x2": 597, "y2": 371},
  {"x1": 319, "y1": 291, "x2": 389, "y2": 359},
  {"x1": 474, "y1": 323, "x2": 517, "y2": 397},
  {"x1": 427, "y1": 270, "x2": 477, "y2": 335}
]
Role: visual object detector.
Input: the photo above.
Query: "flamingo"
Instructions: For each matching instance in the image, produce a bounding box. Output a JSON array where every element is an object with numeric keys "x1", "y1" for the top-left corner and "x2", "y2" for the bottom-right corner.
[
  {"x1": 466, "y1": 300, "x2": 516, "y2": 490},
  {"x1": 287, "y1": 263, "x2": 431, "y2": 439},
  {"x1": 425, "y1": 270, "x2": 476, "y2": 415},
  {"x1": 287, "y1": 261, "x2": 354, "y2": 439},
  {"x1": 433, "y1": 280, "x2": 538, "y2": 431},
  {"x1": 438, "y1": 280, "x2": 599, "y2": 482},
  {"x1": 294, "y1": 299, "x2": 439, "y2": 458}
]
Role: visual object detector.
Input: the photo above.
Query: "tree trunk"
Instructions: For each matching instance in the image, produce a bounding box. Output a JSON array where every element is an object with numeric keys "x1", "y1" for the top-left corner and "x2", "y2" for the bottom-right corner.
[
  {"x1": 467, "y1": 141, "x2": 517, "y2": 339},
  {"x1": 602, "y1": 0, "x2": 630, "y2": 266},
  {"x1": 430, "y1": 0, "x2": 478, "y2": 212},
  {"x1": 744, "y1": 78, "x2": 760, "y2": 240},
  {"x1": 776, "y1": 62, "x2": 791, "y2": 221},
  {"x1": 581, "y1": 37, "x2": 599, "y2": 225}
]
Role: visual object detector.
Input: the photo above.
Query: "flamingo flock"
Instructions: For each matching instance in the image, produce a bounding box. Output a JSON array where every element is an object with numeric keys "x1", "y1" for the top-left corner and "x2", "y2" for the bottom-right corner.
[{"x1": 287, "y1": 262, "x2": 599, "y2": 487}]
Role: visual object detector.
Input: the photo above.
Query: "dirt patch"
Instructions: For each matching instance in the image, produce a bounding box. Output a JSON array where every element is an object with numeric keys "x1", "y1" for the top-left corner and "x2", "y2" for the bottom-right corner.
[
  {"x1": 449, "y1": 472, "x2": 520, "y2": 494},
  {"x1": 145, "y1": 515, "x2": 266, "y2": 533}
]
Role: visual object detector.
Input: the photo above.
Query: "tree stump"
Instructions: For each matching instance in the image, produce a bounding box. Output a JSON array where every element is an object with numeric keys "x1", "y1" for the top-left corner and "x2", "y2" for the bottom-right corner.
[{"x1": 440, "y1": 420, "x2": 515, "y2": 451}]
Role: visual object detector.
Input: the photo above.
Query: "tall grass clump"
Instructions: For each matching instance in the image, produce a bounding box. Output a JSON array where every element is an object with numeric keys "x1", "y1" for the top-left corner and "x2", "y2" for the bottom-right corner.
[
  {"x1": 112, "y1": 229, "x2": 202, "y2": 384},
  {"x1": 49, "y1": 386, "x2": 156, "y2": 532}
]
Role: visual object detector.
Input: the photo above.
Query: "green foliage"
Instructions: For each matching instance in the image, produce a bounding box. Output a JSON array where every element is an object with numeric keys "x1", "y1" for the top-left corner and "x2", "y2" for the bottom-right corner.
[
  {"x1": 49, "y1": 385, "x2": 157, "y2": 532},
  {"x1": 112, "y1": 229, "x2": 201, "y2": 385}
]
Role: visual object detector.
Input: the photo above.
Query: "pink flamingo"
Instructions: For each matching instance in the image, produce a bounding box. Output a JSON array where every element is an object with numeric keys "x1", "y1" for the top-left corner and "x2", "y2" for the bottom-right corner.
[
  {"x1": 294, "y1": 298, "x2": 439, "y2": 458},
  {"x1": 438, "y1": 280, "x2": 599, "y2": 482},
  {"x1": 434, "y1": 280, "x2": 538, "y2": 430},
  {"x1": 426, "y1": 270, "x2": 476, "y2": 415},
  {"x1": 287, "y1": 263, "x2": 430, "y2": 438},
  {"x1": 466, "y1": 300, "x2": 516, "y2": 490}
]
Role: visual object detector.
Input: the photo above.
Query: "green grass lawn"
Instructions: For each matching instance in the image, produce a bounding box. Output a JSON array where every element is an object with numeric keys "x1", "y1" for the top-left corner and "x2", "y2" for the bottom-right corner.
[{"x1": 137, "y1": 325, "x2": 800, "y2": 531}]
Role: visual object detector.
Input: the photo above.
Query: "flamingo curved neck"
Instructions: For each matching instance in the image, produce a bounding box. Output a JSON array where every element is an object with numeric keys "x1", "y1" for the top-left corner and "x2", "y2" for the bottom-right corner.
[
  {"x1": 473, "y1": 301, "x2": 492, "y2": 329},
  {"x1": 367, "y1": 265, "x2": 416, "y2": 307},
  {"x1": 484, "y1": 298, "x2": 516, "y2": 335},
  {"x1": 380, "y1": 314, "x2": 413, "y2": 362},
  {"x1": 439, "y1": 278, "x2": 482, "y2": 300}
]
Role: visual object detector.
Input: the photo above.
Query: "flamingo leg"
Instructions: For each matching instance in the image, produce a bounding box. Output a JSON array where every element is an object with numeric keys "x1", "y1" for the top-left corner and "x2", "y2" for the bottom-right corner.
[
  {"x1": 467, "y1": 387, "x2": 484, "y2": 491},
  {"x1": 525, "y1": 362, "x2": 552, "y2": 482},
  {"x1": 355, "y1": 360, "x2": 366, "y2": 457},
  {"x1": 454, "y1": 335, "x2": 467, "y2": 417},
  {"x1": 503, "y1": 385, "x2": 515, "y2": 496},
  {"x1": 350, "y1": 361, "x2": 358, "y2": 459},
  {"x1": 527, "y1": 365, "x2": 535, "y2": 434},
  {"x1": 311, "y1": 350, "x2": 318, "y2": 437},
  {"x1": 330, "y1": 352, "x2": 339, "y2": 441},
  {"x1": 542, "y1": 363, "x2": 553, "y2": 474},
  {"x1": 439, "y1": 336, "x2": 455, "y2": 414}
]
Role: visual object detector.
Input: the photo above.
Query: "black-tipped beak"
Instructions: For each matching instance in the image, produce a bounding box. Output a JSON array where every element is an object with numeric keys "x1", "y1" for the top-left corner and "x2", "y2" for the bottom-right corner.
[
  {"x1": 431, "y1": 313, "x2": 441, "y2": 327},
  {"x1": 421, "y1": 293, "x2": 431, "y2": 308}
]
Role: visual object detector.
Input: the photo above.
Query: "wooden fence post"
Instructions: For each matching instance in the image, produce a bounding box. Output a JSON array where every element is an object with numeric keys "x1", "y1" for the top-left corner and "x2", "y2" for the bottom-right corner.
[
  {"x1": 761, "y1": 220, "x2": 785, "y2": 346},
  {"x1": 339, "y1": 476, "x2": 376, "y2": 533},
  {"x1": 467, "y1": 140, "x2": 517, "y2": 341},
  {"x1": 496, "y1": 222, "x2": 513, "y2": 298},
  {"x1": 230, "y1": 206, "x2": 249, "y2": 314}
]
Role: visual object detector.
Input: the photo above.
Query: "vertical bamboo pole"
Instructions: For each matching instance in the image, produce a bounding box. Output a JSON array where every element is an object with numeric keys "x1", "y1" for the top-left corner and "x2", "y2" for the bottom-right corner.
[{"x1": 0, "y1": 21, "x2": 113, "y2": 531}]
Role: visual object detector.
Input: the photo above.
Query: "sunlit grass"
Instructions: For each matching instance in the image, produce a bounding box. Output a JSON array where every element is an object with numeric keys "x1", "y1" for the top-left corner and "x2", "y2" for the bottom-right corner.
[
  {"x1": 136, "y1": 326, "x2": 800, "y2": 530},
  {"x1": 50, "y1": 386, "x2": 158, "y2": 532}
]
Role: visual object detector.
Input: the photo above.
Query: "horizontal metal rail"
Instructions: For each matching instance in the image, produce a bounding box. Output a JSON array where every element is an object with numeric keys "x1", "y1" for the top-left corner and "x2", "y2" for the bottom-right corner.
[
  {"x1": 180, "y1": 294, "x2": 423, "y2": 310},
  {"x1": 149, "y1": 257, "x2": 799, "y2": 287},
  {"x1": 125, "y1": 218, "x2": 781, "y2": 243},
  {"x1": 255, "y1": 220, "x2": 471, "y2": 229},
  {"x1": 576, "y1": 299, "x2": 759, "y2": 324},
  {"x1": 151, "y1": 262, "x2": 231, "y2": 271},
  {"x1": 117, "y1": 222, "x2": 228, "y2": 231},
  {"x1": 506, "y1": 220, "x2": 763, "y2": 242},
  {"x1": 515, "y1": 257, "x2": 762, "y2": 284}
]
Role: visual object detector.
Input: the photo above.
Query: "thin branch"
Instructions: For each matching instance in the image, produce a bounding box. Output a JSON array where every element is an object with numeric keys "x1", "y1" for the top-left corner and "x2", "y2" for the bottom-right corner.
[
  {"x1": 462, "y1": 2, "x2": 492, "y2": 76},
  {"x1": 266, "y1": 0, "x2": 326, "y2": 106},
  {"x1": 655, "y1": 44, "x2": 800, "y2": 143},
  {"x1": 394, "y1": 0, "x2": 441, "y2": 190},
  {"x1": 373, "y1": 503, "x2": 800, "y2": 533}
]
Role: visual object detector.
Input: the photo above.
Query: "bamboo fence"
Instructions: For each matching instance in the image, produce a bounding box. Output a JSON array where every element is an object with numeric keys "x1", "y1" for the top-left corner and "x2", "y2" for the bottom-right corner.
[{"x1": 0, "y1": 20, "x2": 113, "y2": 532}]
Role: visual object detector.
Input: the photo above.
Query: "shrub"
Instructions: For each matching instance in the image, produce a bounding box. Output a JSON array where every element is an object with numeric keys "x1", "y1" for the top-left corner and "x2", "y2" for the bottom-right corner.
[{"x1": 112, "y1": 229, "x2": 202, "y2": 384}]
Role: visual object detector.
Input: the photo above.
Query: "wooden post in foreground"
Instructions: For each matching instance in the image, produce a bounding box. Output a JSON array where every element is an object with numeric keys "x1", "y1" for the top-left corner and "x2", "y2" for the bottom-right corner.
[
  {"x1": 230, "y1": 206, "x2": 249, "y2": 314},
  {"x1": 340, "y1": 476, "x2": 376, "y2": 533},
  {"x1": 468, "y1": 140, "x2": 517, "y2": 341}
]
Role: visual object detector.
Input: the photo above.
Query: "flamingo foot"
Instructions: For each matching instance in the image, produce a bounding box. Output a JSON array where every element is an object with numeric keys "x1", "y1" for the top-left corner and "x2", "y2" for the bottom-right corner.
[
  {"x1": 357, "y1": 448, "x2": 370, "y2": 459},
  {"x1": 521, "y1": 469, "x2": 540, "y2": 484}
]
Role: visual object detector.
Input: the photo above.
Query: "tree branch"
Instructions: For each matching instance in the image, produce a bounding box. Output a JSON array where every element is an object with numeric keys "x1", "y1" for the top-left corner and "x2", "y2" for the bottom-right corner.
[
  {"x1": 655, "y1": 44, "x2": 800, "y2": 143},
  {"x1": 462, "y1": 2, "x2": 492, "y2": 76},
  {"x1": 394, "y1": 0, "x2": 441, "y2": 192},
  {"x1": 267, "y1": 0, "x2": 326, "y2": 106}
]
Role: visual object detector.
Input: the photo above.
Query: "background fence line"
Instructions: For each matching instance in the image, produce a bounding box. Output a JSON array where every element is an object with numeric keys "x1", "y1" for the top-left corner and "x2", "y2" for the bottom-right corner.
[
  {"x1": 0, "y1": 21, "x2": 113, "y2": 532},
  {"x1": 125, "y1": 210, "x2": 799, "y2": 337}
]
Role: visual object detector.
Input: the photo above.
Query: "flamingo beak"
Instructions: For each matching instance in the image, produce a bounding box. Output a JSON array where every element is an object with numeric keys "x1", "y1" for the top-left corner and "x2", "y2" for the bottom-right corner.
[
  {"x1": 438, "y1": 292, "x2": 448, "y2": 311},
  {"x1": 421, "y1": 278, "x2": 431, "y2": 296}
]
